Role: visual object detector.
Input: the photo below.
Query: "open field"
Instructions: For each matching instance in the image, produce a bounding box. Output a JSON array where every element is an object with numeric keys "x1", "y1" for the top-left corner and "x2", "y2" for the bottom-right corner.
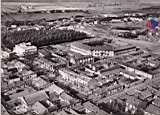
[{"x1": 2, "y1": 0, "x2": 160, "y2": 13}]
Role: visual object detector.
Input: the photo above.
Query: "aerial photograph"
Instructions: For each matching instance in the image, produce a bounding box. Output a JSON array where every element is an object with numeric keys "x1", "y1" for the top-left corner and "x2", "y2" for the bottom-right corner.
[{"x1": 1, "y1": 0, "x2": 160, "y2": 115}]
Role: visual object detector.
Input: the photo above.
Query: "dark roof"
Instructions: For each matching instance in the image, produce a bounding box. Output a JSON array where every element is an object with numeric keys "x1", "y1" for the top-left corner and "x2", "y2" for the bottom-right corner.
[
  {"x1": 91, "y1": 44, "x2": 114, "y2": 51},
  {"x1": 114, "y1": 45, "x2": 136, "y2": 52}
]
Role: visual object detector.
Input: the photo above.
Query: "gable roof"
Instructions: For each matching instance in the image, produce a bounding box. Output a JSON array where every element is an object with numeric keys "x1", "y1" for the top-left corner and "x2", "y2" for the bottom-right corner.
[
  {"x1": 44, "y1": 83, "x2": 64, "y2": 95},
  {"x1": 145, "y1": 104, "x2": 160, "y2": 115},
  {"x1": 83, "y1": 101, "x2": 99, "y2": 113},
  {"x1": 32, "y1": 101, "x2": 47, "y2": 114},
  {"x1": 24, "y1": 91, "x2": 49, "y2": 105}
]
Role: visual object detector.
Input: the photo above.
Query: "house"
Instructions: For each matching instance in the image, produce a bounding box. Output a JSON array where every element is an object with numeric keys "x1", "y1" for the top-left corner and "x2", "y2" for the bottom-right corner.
[
  {"x1": 34, "y1": 57, "x2": 55, "y2": 72},
  {"x1": 40, "y1": 99, "x2": 58, "y2": 112},
  {"x1": 125, "y1": 95, "x2": 143, "y2": 114},
  {"x1": 152, "y1": 98, "x2": 160, "y2": 108},
  {"x1": 21, "y1": 69, "x2": 37, "y2": 80},
  {"x1": 48, "y1": 92, "x2": 60, "y2": 103},
  {"x1": 32, "y1": 102, "x2": 48, "y2": 115},
  {"x1": 144, "y1": 104, "x2": 160, "y2": 115},
  {"x1": 14, "y1": 60, "x2": 29, "y2": 72},
  {"x1": 83, "y1": 101, "x2": 109, "y2": 115},
  {"x1": 120, "y1": 63, "x2": 153, "y2": 79},
  {"x1": 44, "y1": 83, "x2": 64, "y2": 95},
  {"x1": 83, "y1": 101, "x2": 99, "y2": 114},
  {"x1": 137, "y1": 90, "x2": 153, "y2": 101},
  {"x1": 56, "y1": 110, "x2": 73, "y2": 115},
  {"x1": 32, "y1": 77, "x2": 47, "y2": 90},
  {"x1": 7, "y1": 98, "x2": 29, "y2": 115},
  {"x1": 8, "y1": 75, "x2": 21, "y2": 84},
  {"x1": 24, "y1": 91, "x2": 49, "y2": 105},
  {"x1": 1, "y1": 50, "x2": 10, "y2": 59},
  {"x1": 59, "y1": 92, "x2": 75, "y2": 104},
  {"x1": 34, "y1": 57, "x2": 66, "y2": 72},
  {"x1": 8, "y1": 87, "x2": 36, "y2": 100},
  {"x1": 1, "y1": 104, "x2": 10, "y2": 115},
  {"x1": 59, "y1": 68, "x2": 91, "y2": 87},
  {"x1": 13, "y1": 42, "x2": 37, "y2": 56}
]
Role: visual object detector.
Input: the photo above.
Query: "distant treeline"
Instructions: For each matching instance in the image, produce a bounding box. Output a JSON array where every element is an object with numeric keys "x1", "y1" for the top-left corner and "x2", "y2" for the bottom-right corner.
[
  {"x1": 2, "y1": 29, "x2": 88, "y2": 49},
  {"x1": 2, "y1": 0, "x2": 94, "y2": 2}
]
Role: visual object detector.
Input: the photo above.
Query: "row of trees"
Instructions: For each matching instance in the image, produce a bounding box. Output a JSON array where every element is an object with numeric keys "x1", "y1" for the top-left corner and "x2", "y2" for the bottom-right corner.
[{"x1": 2, "y1": 29, "x2": 88, "y2": 49}]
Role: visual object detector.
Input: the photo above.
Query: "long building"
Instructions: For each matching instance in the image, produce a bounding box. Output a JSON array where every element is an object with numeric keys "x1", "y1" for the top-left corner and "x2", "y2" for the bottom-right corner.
[{"x1": 70, "y1": 42, "x2": 137, "y2": 58}]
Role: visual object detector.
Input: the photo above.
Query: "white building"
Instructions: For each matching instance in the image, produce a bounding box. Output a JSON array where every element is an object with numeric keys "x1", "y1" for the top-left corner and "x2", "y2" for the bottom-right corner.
[{"x1": 13, "y1": 42, "x2": 37, "y2": 56}]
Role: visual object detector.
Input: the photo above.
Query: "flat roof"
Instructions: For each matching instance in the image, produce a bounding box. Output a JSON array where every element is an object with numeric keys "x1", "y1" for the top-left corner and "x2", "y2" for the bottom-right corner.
[{"x1": 70, "y1": 42, "x2": 91, "y2": 51}]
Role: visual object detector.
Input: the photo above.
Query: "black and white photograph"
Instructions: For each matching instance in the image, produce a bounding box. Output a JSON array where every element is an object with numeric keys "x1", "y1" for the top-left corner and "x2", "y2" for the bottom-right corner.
[{"x1": 1, "y1": 0, "x2": 160, "y2": 115}]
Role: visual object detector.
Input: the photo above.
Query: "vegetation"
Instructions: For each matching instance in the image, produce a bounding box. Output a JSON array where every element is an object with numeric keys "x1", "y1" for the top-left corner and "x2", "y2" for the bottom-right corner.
[{"x1": 2, "y1": 29, "x2": 88, "y2": 49}]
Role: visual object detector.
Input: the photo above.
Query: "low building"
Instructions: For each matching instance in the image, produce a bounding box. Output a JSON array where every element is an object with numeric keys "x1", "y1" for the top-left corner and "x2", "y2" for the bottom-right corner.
[
  {"x1": 114, "y1": 45, "x2": 137, "y2": 56},
  {"x1": 44, "y1": 83, "x2": 64, "y2": 95},
  {"x1": 1, "y1": 50, "x2": 10, "y2": 59},
  {"x1": 32, "y1": 77, "x2": 47, "y2": 90},
  {"x1": 59, "y1": 68, "x2": 91, "y2": 87},
  {"x1": 34, "y1": 58, "x2": 55, "y2": 72},
  {"x1": 14, "y1": 60, "x2": 29, "y2": 72},
  {"x1": 1, "y1": 104, "x2": 10, "y2": 115},
  {"x1": 21, "y1": 69, "x2": 37, "y2": 80},
  {"x1": 119, "y1": 69, "x2": 139, "y2": 80},
  {"x1": 8, "y1": 75, "x2": 21, "y2": 84},
  {"x1": 38, "y1": 48, "x2": 52, "y2": 57},
  {"x1": 24, "y1": 91, "x2": 49, "y2": 106},
  {"x1": 34, "y1": 57, "x2": 66, "y2": 72},
  {"x1": 120, "y1": 61, "x2": 160, "y2": 79},
  {"x1": 7, "y1": 97, "x2": 29, "y2": 115},
  {"x1": 83, "y1": 101, "x2": 99, "y2": 114},
  {"x1": 83, "y1": 101, "x2": 109, "y2": 115},
  {"x1": 125, "y1": 95, "x2": 143, "y2": 114},
  {"x1": 152, "y1": 98, "x2": 160, "y2": 108},
  {"x1": 59, "y1": 92, "x2": 75, "y2": 104},
  {"x1": 13, "y1": 42, "x2": 37, "y2": 56},
  {"x1": 32, "y1": 101, "x2": 48, "y2": 115},
  {"x1": 144, "y1": 104, "x2": 160, "y2": 115},
  {"x1": 68, "y1": 52, "x2": 94, "y2": 65}
]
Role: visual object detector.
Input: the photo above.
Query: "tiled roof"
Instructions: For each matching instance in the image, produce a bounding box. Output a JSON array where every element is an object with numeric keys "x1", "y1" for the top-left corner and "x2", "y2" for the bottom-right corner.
[
  {"x1": 45, "y1": 83, "x2": 64, "y2": 95},
  {"x1": 145, "y1": 104, "x2": 160, "y2": 115},
  {"x1": 24, "y1": 91, "x2": 49, "y2": 105}
]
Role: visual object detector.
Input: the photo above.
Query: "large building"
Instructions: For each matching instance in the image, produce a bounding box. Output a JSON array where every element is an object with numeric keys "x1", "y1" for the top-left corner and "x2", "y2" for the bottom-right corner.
[
  {"x1": 68, "y1": 51, "x2": 94, "y2": 65},
  {"x1": 70, "y1": 42, "x2": 137, "y2": 58},
  {"x1": 13, "y1": 42, "x2": 37, "y2": 57},
  {"x1": 70, "y1": 42, "x2": 114, "y2": 57},
  {"x1": 91, "y1": 45, "x2": 114, "y2": 57},
  {"x1": 114, "y1": 45, "x2": 137, "y2": 56},
  {"x1": 70, "y1": 42, "x2": 92, "y2": 56}
]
